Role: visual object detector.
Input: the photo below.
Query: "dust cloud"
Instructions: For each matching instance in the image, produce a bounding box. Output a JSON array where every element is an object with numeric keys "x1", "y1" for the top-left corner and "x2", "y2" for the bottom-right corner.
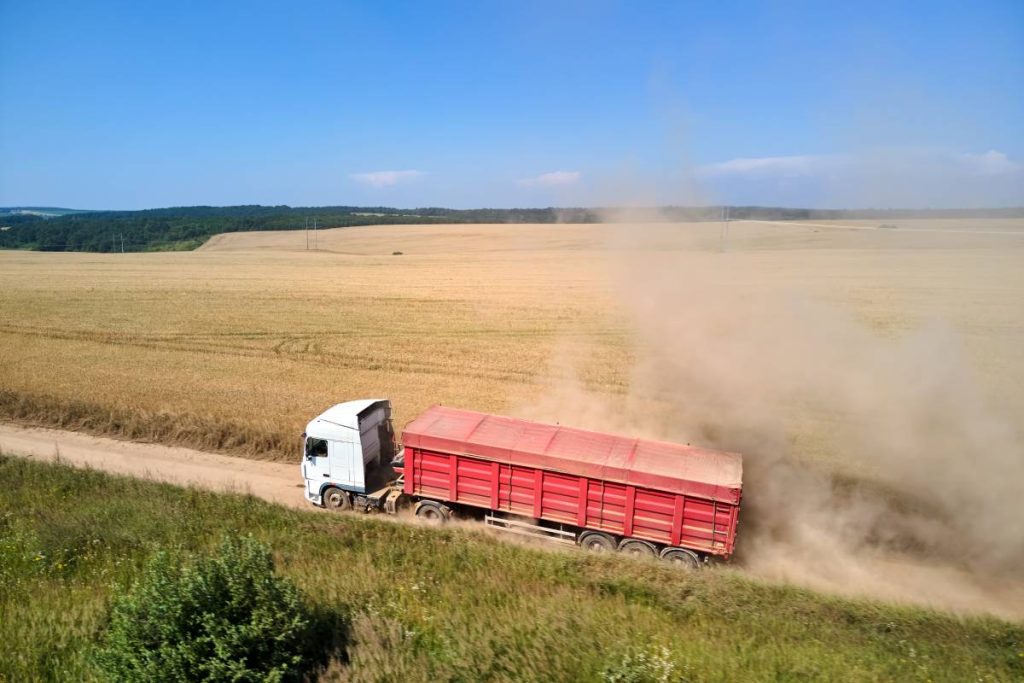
[{"x1": 514, "y1": 222, "x2": 1024, "y2": 618}]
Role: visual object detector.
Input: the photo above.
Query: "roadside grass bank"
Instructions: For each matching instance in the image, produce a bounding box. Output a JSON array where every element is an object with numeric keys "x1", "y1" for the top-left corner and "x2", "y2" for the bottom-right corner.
[
  {"x1": 1, "y1": 456, "x2": 1020, "y2": 682},
  {"x1": 0, "y1": 389, "x2": 293, "y2": 461}
]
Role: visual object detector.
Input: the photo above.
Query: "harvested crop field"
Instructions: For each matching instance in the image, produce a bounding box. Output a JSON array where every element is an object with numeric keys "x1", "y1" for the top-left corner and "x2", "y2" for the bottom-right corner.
[
  {"x1": 3, "y1": 219, "x2": 1022, "y2": 454},
  {"x1": 2, "y1": 219, "x2": 1023, "y2": 615}
]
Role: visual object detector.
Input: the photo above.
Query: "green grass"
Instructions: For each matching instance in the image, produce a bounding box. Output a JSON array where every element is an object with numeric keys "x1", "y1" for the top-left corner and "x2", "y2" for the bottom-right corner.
[{"x1": 1, "y1": 456, "x2": 1021, "y2": 682}]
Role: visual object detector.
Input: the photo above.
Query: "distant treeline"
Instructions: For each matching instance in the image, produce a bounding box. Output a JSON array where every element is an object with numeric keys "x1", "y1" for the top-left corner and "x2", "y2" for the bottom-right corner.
[
  {"x1": 0, "y1": 206, "x2": 599, "y2": 252},
  {"x1": 1, "y1": 204, "x2": 1021, "y2": 253}
]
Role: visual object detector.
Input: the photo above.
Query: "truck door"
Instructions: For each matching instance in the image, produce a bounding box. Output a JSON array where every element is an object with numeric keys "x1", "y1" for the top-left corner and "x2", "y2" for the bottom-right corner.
[
  {"x1": 329, "y1": 439, "x2": 360, "y2": 490},
  {"x1": 303, "y1": 437, "x2": 331, "y2": 496}
]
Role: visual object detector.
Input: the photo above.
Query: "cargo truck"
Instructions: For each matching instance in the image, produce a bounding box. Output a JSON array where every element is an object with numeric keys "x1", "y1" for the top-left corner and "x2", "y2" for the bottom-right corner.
[{"x1": 301, "y1": 399, "x2": 742, "y2": 566}]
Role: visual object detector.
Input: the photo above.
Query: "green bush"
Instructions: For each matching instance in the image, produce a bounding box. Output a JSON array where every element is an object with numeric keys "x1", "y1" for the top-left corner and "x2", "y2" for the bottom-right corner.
[{"x1": 95, "y1": 535, "x2": 314, "y2": 682}]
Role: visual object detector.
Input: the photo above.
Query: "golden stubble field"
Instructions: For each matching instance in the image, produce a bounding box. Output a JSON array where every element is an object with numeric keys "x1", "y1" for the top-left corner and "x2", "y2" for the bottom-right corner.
[{"x1": 2, "y1": 218, "x2": 1022, "y2": 462}]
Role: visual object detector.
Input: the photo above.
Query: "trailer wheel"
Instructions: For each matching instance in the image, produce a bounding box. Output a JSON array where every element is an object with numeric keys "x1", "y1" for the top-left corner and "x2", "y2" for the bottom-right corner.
[
  {"x1": 618, "y1": 539, "x2": 657, "y2": 558},
  {"x1": 579, "y1": 531, "x2": 616, "y2": 553},
  {"x1": 323, "y1": 487, "x2": 352, "y2": 511},
  {"x1": 414, "y1": 500, "x2": 450, "y2": 524},
  {"x1": 660, "y1": 547, "x2": 701, "y2": 569}
]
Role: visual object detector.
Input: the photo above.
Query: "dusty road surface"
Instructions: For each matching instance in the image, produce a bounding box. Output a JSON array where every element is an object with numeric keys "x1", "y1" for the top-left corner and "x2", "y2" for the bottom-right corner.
[
  {"x1": 5, "y1": 422, "x2": 1024, "y2": 621},
  {"x1": 0, "y1": 422, "x2": 306, "y2": 509},
  {"x1": 6, "y1": 419, "x2": 1024, "y2": 622}
]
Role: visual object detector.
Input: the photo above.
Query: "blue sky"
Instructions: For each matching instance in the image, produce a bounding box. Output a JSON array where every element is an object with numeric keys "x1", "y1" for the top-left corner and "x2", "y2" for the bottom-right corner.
[{"x1": 1, "y1": 0, "x2": 1021, "y2": 209}]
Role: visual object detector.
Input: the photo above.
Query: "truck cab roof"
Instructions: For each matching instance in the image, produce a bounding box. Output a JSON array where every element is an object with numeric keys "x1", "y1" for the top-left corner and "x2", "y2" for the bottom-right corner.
[{"x1": 305, "y1": 399, "x2": 389, "y2": 442}]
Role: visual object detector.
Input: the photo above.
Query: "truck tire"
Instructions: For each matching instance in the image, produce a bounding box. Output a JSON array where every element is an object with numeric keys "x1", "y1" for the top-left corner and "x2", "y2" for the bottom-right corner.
[
  {"x1": 323, "y1": 487, "x2": 352, "y2": 511},
  {"x1": 660, "y1": 547, "x2": 701, "y2": 569},
  {"x1": 414, "y1": 500, "x2": 450, "y2": 524},
  {"x1": 618, "y1": 539, "x2": 657, "y2": 558},
  {"x1": 578, "y1": 531, "x2": 616, "y2": 553}
]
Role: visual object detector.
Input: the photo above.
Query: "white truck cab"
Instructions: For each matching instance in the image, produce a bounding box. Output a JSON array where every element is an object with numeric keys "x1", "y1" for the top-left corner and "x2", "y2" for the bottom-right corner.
[{"x1": 301, "y1": 399, "x2": 396, "y2": 506}]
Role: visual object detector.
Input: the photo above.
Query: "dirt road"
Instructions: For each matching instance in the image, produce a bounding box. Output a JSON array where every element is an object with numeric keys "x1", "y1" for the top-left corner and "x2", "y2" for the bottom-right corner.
[
  {"x1": 3, "y1": 421, "x2": 1023, "y2": 621},
  {"x1": 0, "y1": 422, "x2": 306, "y2": 509}
]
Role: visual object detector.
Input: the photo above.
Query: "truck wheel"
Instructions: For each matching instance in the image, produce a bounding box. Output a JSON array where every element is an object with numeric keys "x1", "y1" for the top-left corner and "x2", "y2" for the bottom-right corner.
[
  {"x1": 579, "y1": 531, "x2": 616, "y2": 553},
  {"x1": 660, "y1": 547, "x2": 701, "y2": 569},
  {"x1": 323, "y1": 487, "x2": 352, "y2": 511},
  {"x1": 414, "y1": 500, "x2": 450, "y2": 524},
  {"x1": 618, "y1": 539, "x2": 657, "y2": 558}
]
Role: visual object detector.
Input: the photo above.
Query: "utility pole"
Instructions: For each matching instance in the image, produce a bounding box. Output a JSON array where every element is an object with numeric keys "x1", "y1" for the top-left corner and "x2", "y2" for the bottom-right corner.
[
  {"x1": 313, "y1": 217, "x2": 318, "y2": 250},
  {"x1": 725, "y1": 205, "x2": 730, "y2": 248},
  {"x1": 719, "y1": 205, "x2": 730, "y2": 253},
  {"x1": 305, "y1": 217, "x2": 309, "y2": 250},
  {"x1": 120, "y1": 233, "x2": 125, "y2": 253}
]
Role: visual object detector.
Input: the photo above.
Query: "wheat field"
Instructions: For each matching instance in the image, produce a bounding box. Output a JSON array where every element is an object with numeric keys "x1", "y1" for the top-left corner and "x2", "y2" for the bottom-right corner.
[{"x1": 1, "y1": 219, "x2": 1022, "y2": 465}]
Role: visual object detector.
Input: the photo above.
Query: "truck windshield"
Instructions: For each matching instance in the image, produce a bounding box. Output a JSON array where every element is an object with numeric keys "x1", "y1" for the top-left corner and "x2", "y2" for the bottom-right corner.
[{"x1": 306, "y1": 438, "x2": 328, "y2": 458}]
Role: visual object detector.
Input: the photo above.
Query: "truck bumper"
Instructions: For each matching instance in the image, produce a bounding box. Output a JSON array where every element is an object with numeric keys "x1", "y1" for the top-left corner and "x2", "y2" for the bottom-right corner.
[{"x1": 304, "y1": 487, "x2": 322, "y2": 506}]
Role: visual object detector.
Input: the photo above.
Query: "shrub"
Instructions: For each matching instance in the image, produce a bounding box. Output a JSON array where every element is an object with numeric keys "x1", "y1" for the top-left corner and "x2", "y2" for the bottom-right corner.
[{"x1": 95, "y1": 535, "x2": 314, "y2": 682}]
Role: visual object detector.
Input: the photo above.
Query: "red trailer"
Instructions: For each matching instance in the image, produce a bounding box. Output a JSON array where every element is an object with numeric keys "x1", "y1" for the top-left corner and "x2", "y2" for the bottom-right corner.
[{"x1": 399, "y1": 405, "x2": 742, "y2": 564}]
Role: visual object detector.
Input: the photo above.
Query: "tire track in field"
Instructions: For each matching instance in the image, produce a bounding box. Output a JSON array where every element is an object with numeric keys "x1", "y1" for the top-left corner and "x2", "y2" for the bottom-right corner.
[{"x1": 0, "y1": 324, "x2": 554, "y2": 385}]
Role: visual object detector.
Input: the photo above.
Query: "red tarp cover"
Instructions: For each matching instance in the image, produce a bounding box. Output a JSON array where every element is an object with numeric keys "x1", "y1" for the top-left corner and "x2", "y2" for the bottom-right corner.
[{"x1": 402, "y1": 406, "x2": 742, "y2": 504}]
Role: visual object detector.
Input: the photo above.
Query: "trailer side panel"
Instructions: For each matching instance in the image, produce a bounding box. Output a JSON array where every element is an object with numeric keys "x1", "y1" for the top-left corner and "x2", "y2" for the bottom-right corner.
[{"x1": 405, "y1": 446, "x2": 739, "y2": 557}]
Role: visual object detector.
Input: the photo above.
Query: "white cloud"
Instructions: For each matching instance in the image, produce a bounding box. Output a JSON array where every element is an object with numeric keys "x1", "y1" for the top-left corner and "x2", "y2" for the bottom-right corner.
[
  {"x1": 700, "y1": 149, "x2": 1023, "y2": 181},
  {"x1": 518, "y1": 170, "x2": 582, "y2": 187},
  {"x1": 696, "y1": 149, "x2": 1023, "y2": 207},
  {"x1": 350, "y1": 170, "x2": 423, "y2": 188},
  {"x1": 698, "y1": 155, "x2": 841, "y2": 179},
  {"x1": 957, "y1": 150, "x2": 1022, "y2": 176}
]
